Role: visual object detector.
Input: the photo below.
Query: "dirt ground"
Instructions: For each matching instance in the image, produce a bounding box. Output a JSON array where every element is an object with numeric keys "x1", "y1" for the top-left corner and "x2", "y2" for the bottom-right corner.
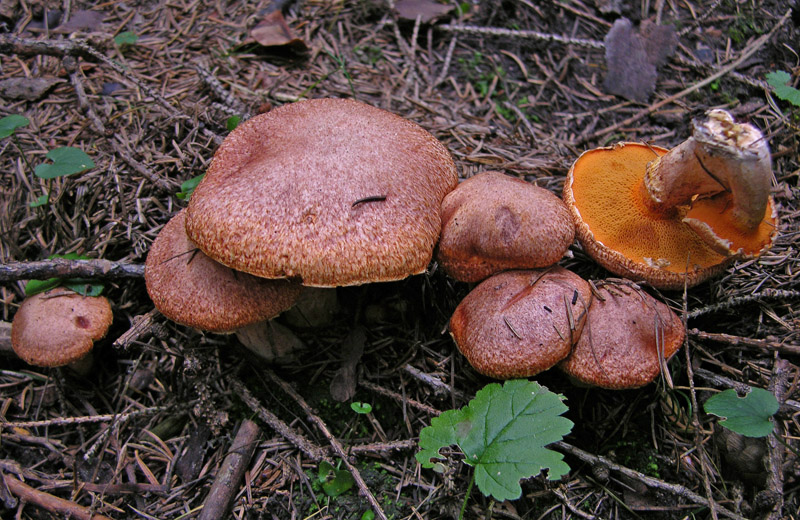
[{"x1": 1, "y1": 1, "x2": 799, "y2": 519}]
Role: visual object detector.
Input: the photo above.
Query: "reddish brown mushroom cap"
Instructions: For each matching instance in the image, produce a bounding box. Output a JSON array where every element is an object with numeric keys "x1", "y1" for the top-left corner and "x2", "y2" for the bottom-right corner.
[
  {"x1": 449, "y1": 267, "x2": 592, "y2": 379},
  {"x1": 437, "y1": 171, "x2": 575, "y2": 283},
  {"x1": 558, "y1": 282, "x2": 684, "y2": 389},
  {"x1": 11, "y1": 288, "x2": 113, "y2": 367},
  {"x1": 185, "y1": 98, "x2": 458, "y2": 287},
  {"x1": 145, "y1": 209, "x2": 303, "y2": 332}
]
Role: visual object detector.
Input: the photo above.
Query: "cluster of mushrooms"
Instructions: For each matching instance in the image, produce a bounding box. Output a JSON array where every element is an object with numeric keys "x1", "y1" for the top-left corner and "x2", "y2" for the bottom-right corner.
[{"x1": 10, "y1": 99, "x2": 776, "y2": 391}]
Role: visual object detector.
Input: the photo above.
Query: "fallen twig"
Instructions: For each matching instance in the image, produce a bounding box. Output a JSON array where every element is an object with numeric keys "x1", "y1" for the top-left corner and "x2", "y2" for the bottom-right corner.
[
  {"x1": 2, "y1": 473, "x2": 114, "y2": 520},
  {"x1": 763, "y1": 358, "x2": 791, "y2": 520},
  {"x1": 689, "y1": 328, "x2": 800, "y2": 356},
  {"x1": 0, "y1": 258, "x2": 144, "y2": 283},
  {"x1": 198, "y1": 419, "x2": 261, "y2": 520}
]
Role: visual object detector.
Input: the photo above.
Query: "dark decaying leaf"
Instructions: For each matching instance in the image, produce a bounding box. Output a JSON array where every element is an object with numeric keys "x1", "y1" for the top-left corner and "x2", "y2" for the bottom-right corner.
[
  {"x1": 53, "y1": 9, "x2": 105, "y2": 33},
  {"x1": 603, "y1": 17, "x2": 676, "y2": 103},
  {"x1": 394, "y1": 0, "x2": 454, "y2": 23},
  {"x1": 0, "y1": 77, "x2": 64, "y2": 101},
  {"x1": 250, "y1": 10, "x2": 309, "y2": 53}
]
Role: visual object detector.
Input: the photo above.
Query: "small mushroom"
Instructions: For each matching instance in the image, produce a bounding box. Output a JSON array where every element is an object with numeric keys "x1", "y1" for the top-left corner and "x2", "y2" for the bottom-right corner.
[
  {"x1": 185, "y1": 98, "x2": 458, "y2": 287},
  {"x1": 437, "y1": 171, "x2": 575, "y2": 282},
  {"x1": 449, "y1": 267, "x2": 591, "y2": 379},
  {"x1": 11, "y1": 288, "x2": 113, "y2": 372},
  {"x1": 563, "y1": 109, "x2": 777, "y2": 289},
  {"x1": 558, "y1": 281, "x2": 683, "y2": 389}
]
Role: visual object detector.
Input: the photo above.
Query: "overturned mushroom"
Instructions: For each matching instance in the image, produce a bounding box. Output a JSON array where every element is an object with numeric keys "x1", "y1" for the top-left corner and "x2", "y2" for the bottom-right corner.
[
  {"x1": 449, "y1": 267, "x2": 591, "y2": 379},
  {"x1": 563, "y1": 109, "x2": 777, "y2": 289},
  {"x1": 437, "y1": 171, "x2": 575, "y2": 283},
  {"x1": 558, "y1": 281, "x2": 683, "y2": 389},
  {"x1": 11, "y1": 288, "x2": 113, "y2": 373}
]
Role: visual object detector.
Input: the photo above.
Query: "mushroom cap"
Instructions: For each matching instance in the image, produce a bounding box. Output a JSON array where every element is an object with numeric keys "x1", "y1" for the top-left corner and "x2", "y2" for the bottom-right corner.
[
  {"x1": 185, "y1": 98, "x2": 458, "y2": 287},
  {"x1": 563, "y1": 142, "x2": 731, "y2": 289},
  {"x1": 11, "y1": 288, "x2": 113, "y2": 367},
  {"x1": 558, "y1": 282, "x2": 684, "y2": 389},
  {"x1": 437, "y1": 171, "x2": 575, "y2": 283},
  {"x1": 145, "y1": 209, "x2": 303, "y2": 332},
  {"x1": 449, "y1": 267, "x2": 592, "y2": 379}
]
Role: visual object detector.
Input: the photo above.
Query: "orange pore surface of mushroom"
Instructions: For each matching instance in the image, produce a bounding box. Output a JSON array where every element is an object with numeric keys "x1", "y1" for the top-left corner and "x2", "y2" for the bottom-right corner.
[
  {"x1": 684, "y1": 193, "x2": 778, "y2": 257},
  {"x1": 565, "y1": 143, "x2": 729, "y2": 289}
]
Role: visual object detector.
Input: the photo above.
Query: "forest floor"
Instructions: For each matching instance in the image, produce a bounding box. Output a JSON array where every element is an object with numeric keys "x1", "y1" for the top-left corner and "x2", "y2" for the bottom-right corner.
[{"x1": 1, "y1": 1, "x2": 799, "y2": 519}]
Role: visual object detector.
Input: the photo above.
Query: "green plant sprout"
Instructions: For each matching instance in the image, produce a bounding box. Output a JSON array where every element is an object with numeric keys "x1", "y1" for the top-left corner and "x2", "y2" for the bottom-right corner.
[
  {"x1": 766, "y1": 70, "x2": 800, "y2": 107},
  {"x1": 350, "y1": 402, "x2": 372, "y2": 414},
  {"x1": 24, "y1": 253, "x2": 105, "y2": 297},
  {"x1": 416, "y1": 379, "x2": 572, "y2": 518},
  {"x1": 226, "y1": 115, "x2": 241, "y2": 131},
  {"x1": 176, "y1": 174, "x2": 205, "y2": 200},
  {"x1": 114, "y1": 31, "x2": 139, "y2": 47},
  {"x1": 704, "y1": 387, "x2": 778, "y2": 437},
  {"x1": 318, "y1": 460, "x2": 355, "y2": 497},
  {"x1": 0, "y1": 114, "x2": 29, "y2": 139},
  {"x1": 30, "y1": 146, "x2": 95, "y2": 207}
]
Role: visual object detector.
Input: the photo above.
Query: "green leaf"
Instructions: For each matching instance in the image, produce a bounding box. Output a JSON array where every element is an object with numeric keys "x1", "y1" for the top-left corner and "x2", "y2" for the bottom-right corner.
[
  {"x1": 350, "y1": 402, "x2": 372, "y2": 414},
  {"x1": 34, "y1": 147, "x2": 95, "y2": 179},
  {"x1": 318, "y1": 461, "x2": 355, "y2": 497},
  {"x1": 176, "y1": 174, "x2": 205, "y2": 200},
  {"x1": 0, "y1": 114, "x2": 30, "y2": 138},
  {"x1": 29, "y1": 193, "x2": 50, "y2": 208},
  {"x1": 704, "y1": 388, "x2": 779, "y2": 438},
  {"x1": 24, "y1": 253, "x2": 105, "y2": 297},
  {"x1": 114, "y1": 31, "x2": 139, "y2": 46},
  {"x1": 417, "y1": 380, "x2": 573, "y2": 502},
  {"x1": 226, "y1": 115, "x2": 241, "y2": 131},
  {"x1": 766, "y1": 71, "x2": 800, "y2": 107}
]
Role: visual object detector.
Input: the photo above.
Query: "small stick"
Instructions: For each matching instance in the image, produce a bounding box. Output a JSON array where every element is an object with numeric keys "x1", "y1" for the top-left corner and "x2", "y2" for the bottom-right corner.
[
  {"x1": 402, "y1": 364, "x2": 465, "y2": 400},
  {"x1": 438, "y1": 23, "x2": 604, "y2": 49},
  {"x1": 689, "y1": 328, "x2": 800, "y2": 356},
  {"x1": 764, "y1": 358, "x2": 790, "y2": 520},
  {"x1": 197, "y1": 419, "x2": 261, "y2": 520},
  {"x1": 264, "y1": 368, "x2": 389, "y2": 520},
  {"x1": 2, "y1": 473, "x2": 114, "y2": 520},
  {"x1": 113, "y1": 309, "x2": 163, "y2": 351},
  {"x1": 0, "y1": 258, "x2": 144, "y2": 283}
]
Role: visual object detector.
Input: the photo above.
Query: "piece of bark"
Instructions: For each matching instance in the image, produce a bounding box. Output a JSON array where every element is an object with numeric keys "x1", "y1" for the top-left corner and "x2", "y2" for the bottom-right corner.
[
  {"x1": 330, "y1": 326, "x2": 366, "y2": 402},
  {"x1": 0, "y1": 77, "x2": 64, "y2": 100}
]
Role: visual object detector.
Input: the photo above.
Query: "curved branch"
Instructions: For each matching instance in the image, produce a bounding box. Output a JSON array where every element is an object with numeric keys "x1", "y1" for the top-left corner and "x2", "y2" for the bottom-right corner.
[{"x1": 0, "y1": 259, "x2": 144, "y2": 283}]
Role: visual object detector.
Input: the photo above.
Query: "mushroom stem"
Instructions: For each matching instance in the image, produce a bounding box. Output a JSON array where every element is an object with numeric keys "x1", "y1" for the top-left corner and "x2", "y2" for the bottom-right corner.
[{"x1": 643, "y1": 109, "x2": 771, "y2": 231}]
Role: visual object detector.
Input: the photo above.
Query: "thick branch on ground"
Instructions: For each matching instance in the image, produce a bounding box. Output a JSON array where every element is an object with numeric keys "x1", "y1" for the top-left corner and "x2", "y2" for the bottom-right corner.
[
  {"x1": 0, "y1": 259, "x2": 144, "y2": 283},
  {"x1": 2, "y1": 473, "x2": 114, "y2": 520},
  {"x1": 198, "y1": 419, "x2": 261, "y2": 520}
]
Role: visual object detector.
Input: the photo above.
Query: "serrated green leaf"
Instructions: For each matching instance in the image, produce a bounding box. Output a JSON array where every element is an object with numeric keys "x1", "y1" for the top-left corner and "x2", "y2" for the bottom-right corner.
[
  {"x1": 176, "y1": 173, "x2": 205, "y2": 200},
  {"x1": 0, "y1": 114, "x2": 30, "y2": 138},
  {"x1": 417, "y1": 379, "x2": 573, "y2": 502},
  {"x1": 766, "y1": 70, "x2": 800, "y2": 107},
  {"x1": 704, "y1": 388, "x2": 779, "y2": 438},
  {"x1": 114, "y1": 31, "x2": 139, "y2": 46},
  {"x1": 34, "y1": 147, "x2": 95, "y2": 179}
]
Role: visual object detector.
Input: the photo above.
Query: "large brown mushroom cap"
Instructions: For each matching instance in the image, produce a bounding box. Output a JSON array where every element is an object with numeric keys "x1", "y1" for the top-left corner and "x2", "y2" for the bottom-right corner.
[
  {"x1": 449, "y1": 267, "x2": 592, "y2": 379},
  {"x1": 11, "y1": 288, "x2": 113, "y2": 367},
  {"x1": 558, "y1": 282, "x2": 684, "y2": 389},
  {"x1": 145, "y1": 209, "x2": 303, "y2": 332},
  {"x1": 185, "y1": 98, "x2": 458, "y2": 287},
  {"x1": 437, "y1": 171, "x2": 575, "y2": 283}
]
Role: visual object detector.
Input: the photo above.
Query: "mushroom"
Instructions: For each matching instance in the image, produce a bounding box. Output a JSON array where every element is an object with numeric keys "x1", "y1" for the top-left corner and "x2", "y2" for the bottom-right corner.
[
  {"x1": 184, "y1": 98, "x2": 458, "y2": 287},
  {"x1": 437, "y1": 171, "x2": 575, "y2": 283},
  {"x1": 145, "y1": 210, "x2": 304, "y2": 361},
  {"x1": 11, "y1": 287, "x2": 113, "y2": 373},
  {"x1": 558, "y1": 281, "x2": 684, "y2": 389},
  {"x1": 563, "y1": 109, "x2": 777, "y2": 289},
  {"x1": 449, "y1": 267, "x2": 591, "y2": 379}
]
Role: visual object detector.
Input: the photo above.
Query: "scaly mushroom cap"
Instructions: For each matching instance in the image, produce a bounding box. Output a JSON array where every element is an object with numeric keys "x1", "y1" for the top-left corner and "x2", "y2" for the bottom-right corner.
[
  {"x1": 145, "y1": 209, "x2": 303, "y2": 332},
  {"x1": 185, "y1": 98, "x2": 458, "y2": 287},
  {"x1": 449, "y1": 267, "x2": 592, "y2": 379},
  {"x1": 558, "y1": 282, "x2": 684, "y2": 389},
  {"x1": 11, "y1": 288, "x2": 113, "y2": 367},
  {"x1": 563, "y1": 142, "x2": 731, "y2": 289},
  {"x1": 437, "y1": 171, "x2": 575, "y2": 283}
]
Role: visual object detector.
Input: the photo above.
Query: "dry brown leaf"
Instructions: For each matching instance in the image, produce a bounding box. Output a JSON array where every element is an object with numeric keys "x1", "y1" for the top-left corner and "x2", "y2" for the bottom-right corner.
[
  {"x1": 394, "y1": 0, "x2": 454, "y2": 22},
  {"x1": 250, "y1": 10, "x2": 308, "y2": 53}
]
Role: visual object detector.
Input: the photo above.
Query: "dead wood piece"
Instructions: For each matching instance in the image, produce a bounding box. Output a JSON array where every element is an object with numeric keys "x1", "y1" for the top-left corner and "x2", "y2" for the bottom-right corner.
[
  {"x1": 689, "y1": 329, "x2": 800, "y2": 356},
  {"x1": 0, "y1": 258, "x2": 144, "y2": 283},
  {"x1": 198, "y1": 419, "x2": 261, "y2": 520},
  {"x1": 762, "y1": 358, "x2": 791, "y2": 520},
  {"x1": 2, "y1": 473, "x2": 114, "y2": 520}
]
